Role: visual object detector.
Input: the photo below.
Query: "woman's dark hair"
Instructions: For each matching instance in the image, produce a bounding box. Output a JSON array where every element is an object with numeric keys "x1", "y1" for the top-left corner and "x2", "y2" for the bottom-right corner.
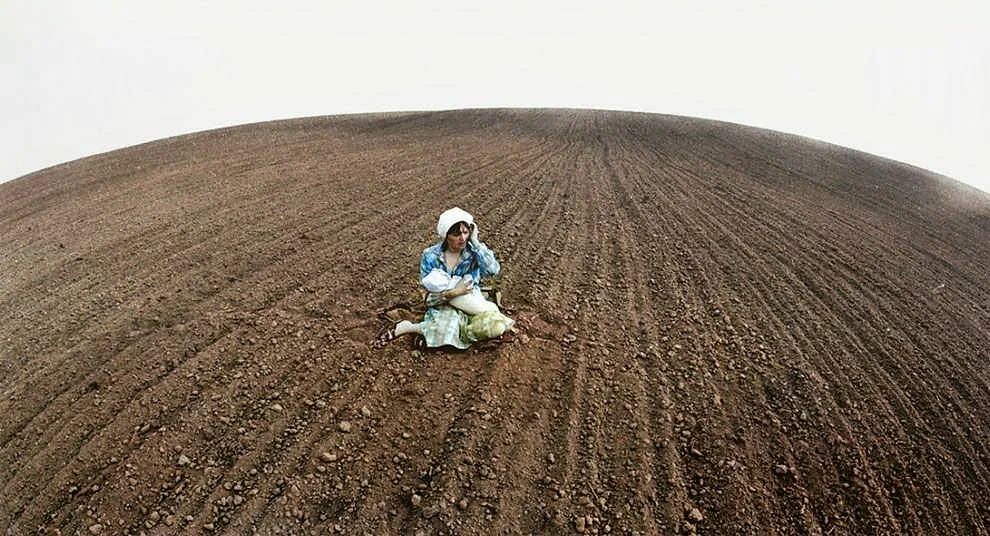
[{"x1": 445, "y1": 221, "x2": 471, "y2": 237}]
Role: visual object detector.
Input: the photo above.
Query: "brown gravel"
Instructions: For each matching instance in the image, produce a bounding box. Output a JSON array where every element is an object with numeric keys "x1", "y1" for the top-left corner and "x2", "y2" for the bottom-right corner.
[{"x1": 2, "y1": 109, "x2": 989, "y2": 534}]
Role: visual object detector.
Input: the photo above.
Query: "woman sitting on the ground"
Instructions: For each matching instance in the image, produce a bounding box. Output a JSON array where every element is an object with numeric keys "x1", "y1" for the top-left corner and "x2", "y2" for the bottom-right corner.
[{"x1": 384, "y1": 207, "x2": 513, "y2": 349}]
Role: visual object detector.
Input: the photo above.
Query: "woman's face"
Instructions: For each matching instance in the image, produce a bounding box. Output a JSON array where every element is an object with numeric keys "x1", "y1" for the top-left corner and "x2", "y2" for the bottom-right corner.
[{"x1": 445, "y1": 222, "x2": 471, "y2": 251}]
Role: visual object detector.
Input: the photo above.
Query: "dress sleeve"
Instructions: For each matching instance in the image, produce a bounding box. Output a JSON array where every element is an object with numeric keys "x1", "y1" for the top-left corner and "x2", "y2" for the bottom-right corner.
[
  {"x1": 421, "y1": 248, "x2": 447, "y2": 307},
  {"x1": 420, "y1": 248, "x2": 436, "y2": 283},
  {"x1": 424, "y1": 292, "x2": 447, "y2": 308},
  {"x1": 471, "y1": 239, "x2": 501, "y2": 278}
]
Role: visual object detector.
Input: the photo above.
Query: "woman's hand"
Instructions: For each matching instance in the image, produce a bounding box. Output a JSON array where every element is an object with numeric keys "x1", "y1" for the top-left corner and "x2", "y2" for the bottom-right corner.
[
  {"x1": 470, "y1": 222, "x2": 480, "y2": 243},
  {"x1": 436, "y1": 278, "x2": 474, "y2": 302},
  {"x1": 452, "y1": 277, "x2": 474, "y2": 296}
]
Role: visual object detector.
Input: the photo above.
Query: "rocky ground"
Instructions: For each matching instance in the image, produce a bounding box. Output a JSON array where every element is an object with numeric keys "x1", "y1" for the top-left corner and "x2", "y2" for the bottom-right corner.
[{"x1": 2, "y1": 109, "x2": 989, "y2": 535}]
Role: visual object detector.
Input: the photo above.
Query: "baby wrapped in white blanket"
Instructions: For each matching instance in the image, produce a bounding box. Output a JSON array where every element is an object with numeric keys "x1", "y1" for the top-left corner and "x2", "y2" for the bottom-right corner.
[{"x1": 421, "y1": 269, "x2": 500, "y2": 314}]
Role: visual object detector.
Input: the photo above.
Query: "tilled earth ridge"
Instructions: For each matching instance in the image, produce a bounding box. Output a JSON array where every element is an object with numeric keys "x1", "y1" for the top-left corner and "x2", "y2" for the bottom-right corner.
[{"x1": 1, "y1": 109, "x2": 989, "y2": 535}]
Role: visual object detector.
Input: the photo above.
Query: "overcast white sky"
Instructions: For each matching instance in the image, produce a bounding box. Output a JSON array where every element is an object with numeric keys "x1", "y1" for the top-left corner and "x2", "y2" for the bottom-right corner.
[{"x1": 3, "y1": 1, "x2": 988, "y2": 192}]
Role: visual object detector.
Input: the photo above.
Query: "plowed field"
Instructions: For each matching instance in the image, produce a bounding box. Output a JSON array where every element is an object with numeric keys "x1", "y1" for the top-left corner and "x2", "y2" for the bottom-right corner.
[{"x1": 2, "y1": 109, "x2": 989, "y2": 535}]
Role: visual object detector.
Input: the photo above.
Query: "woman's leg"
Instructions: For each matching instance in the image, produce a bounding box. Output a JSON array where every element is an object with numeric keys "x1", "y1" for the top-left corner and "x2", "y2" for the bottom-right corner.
[
  {"x1": 394, "y1": 320, "x2": 425, "y2": 336},
  {"x1": 374, "y1": 319, "x2": 425, "y2": 349}
]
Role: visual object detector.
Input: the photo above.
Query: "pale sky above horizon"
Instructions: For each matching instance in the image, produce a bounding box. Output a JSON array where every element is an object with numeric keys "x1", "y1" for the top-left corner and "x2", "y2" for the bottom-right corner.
[{"x1": 3, "y1": 1, "x2": 989, "y2": 193}]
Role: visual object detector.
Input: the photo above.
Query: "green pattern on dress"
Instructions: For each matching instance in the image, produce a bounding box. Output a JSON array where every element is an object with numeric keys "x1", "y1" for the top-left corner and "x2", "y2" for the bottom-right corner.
[{"x1": 462, "y1": 311, "x2": 515, "y2": 342}]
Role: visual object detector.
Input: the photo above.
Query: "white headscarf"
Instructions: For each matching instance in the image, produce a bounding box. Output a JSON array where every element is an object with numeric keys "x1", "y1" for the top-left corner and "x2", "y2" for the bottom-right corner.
[{"x1": 436, "y1": 207, "x2": 474, "y2": 238}]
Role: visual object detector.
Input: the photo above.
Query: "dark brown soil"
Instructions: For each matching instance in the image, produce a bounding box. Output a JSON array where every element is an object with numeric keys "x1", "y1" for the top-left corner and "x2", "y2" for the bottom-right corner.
[{"x1": 2, "y1": 109, "x2": 989, "y2": 535}]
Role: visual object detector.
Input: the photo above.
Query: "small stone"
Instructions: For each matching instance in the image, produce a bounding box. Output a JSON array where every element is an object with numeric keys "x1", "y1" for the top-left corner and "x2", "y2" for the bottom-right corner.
[
  {"x1": 575, "y1": 516, "x2": 587, "y2": 533},
  {"x1": 338, "y1": 421, "x2": 353, "y2": 433},
  {"x1": 177, "y1": 454, "x2": 191, "y2": 466},
  {"x1": 88, "y1": 524, "x2": 103, "y2": 534},
  {"x1": 774, "y1": 464, "x2": 790, "y2": 476},
  {"x1": 149, "y1": 511, "x2": 160, "y2": 523},
  {"x1": 547, "y1": 453, "x2": 555, "y2": 464},
  {"x1": 457, "y1": 498, "x2": 468, "y2": 510},
  {"x1": 165, "y1": 515, "x2": 177, "y2": 526},
  {"x1": 361, "y1": 406, "x2": 372, "y2": 417},
  {"x1": 271, "y1": 403, "x2": 283, "y2": 411},
  {"x1": 204, "y1": 523, "x2": 215, "y2": 531},
  {"x1": 688, "y1": 507, "x2": 704, "y2": 522},
  {"x1": 411, "y1": 493, "x2": 422, "y2": 506},
  {"x1": 319, "y1": 451, "x2": 337, "y2": 463}
]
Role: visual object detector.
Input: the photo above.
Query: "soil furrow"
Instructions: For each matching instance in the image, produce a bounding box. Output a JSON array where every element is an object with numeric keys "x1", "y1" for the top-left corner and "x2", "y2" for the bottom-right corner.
[{"x1": 3, "y1": 109, "x2": 990, "y2": 535}]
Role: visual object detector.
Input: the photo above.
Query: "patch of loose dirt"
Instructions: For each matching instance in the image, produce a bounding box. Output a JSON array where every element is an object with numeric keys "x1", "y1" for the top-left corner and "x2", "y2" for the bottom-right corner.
[{"x1": 2, "y1": 109, "x2": 990, "y2": 535}]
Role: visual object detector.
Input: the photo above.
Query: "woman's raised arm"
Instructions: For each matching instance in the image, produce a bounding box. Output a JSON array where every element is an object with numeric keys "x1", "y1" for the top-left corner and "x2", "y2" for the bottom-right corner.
[{"x1": 471, "y1": 238, "x2": 500, "y2": 278}]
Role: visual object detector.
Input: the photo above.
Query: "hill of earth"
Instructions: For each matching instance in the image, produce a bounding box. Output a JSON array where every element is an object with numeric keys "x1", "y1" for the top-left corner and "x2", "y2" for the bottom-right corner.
[{"x1": 2, "y1": 109, "x2": 989, "y2": 535}]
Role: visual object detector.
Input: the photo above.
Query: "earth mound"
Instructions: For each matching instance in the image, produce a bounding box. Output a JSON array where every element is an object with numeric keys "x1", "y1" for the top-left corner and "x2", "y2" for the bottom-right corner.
[{"x1": 2, "y1": 109, "x2": 989, "y2": 534}]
